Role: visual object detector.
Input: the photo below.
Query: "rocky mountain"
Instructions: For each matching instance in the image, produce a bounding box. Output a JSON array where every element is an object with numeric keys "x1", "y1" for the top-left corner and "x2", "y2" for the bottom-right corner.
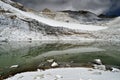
[
  {"x1": 62, "y1": 10, "x2": 100, "y2": 21},
  {"x1": 40, "y1": 9, "x2": 113, "y2": 26},
  {"x1": 0, "y1": 0, "x2": 120, "y2": 41}
]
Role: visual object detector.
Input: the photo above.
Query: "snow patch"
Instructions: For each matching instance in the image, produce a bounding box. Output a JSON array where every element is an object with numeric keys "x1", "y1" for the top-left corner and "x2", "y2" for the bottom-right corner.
[{"x1": 6, "y1": 68, "x2": 120, "y2": 80}]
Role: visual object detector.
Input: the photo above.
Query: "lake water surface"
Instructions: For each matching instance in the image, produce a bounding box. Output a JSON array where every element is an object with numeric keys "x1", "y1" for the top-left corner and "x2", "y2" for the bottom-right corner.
[{"x1": 0, "y1": 41, "x2": 120, "y2": 79}]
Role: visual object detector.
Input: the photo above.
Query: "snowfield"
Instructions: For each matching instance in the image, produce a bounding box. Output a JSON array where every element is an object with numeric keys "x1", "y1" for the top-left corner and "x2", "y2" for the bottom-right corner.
[
  {"x1": 6, "y1": 67, "x2": 120, "y2": 80},
  {"x1": 0, "y1": 0, "x2": 111, "y2": 41}
]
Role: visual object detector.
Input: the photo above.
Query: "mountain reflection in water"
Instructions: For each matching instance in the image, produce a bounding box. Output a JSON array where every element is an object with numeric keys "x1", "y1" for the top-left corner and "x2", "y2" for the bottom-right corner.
[{"x1": 0, "y1": 41, "x2": 120, "y2": 78}]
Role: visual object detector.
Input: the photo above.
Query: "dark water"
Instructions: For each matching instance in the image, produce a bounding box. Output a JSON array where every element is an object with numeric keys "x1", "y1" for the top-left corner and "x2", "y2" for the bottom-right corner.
[{"x1": 0, "y1": 41, "x2": 120, "y2": 79}]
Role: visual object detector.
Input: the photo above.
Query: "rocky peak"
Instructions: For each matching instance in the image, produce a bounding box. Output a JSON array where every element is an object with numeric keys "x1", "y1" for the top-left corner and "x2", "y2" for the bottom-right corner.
[
  {"x1": 1, "y1": 0, "x2": 27, "y2": 11},
  {"x1": 42, "y1": 8, "x2": 52, "y2": 13},
  {"x1": 41, "y1": 8, "x2": 56, "y2": 18}
]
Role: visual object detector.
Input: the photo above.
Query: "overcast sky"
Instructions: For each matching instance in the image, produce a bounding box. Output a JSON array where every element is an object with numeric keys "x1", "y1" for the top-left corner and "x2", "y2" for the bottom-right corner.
[{"x1": 12, "y1": 0, "x2": 120, "y2": 15}]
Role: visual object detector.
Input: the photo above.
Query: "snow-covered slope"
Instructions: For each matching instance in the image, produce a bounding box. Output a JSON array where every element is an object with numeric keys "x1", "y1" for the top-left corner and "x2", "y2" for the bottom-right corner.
[
  {"x1": 6, "y1": 67, "x2": 120, "y2": 80},
  {"x1": 40, "y1": 10, "x2": 108, "y2": 26},
  {"x1": 107, "y1": 17, "x2": 120, "y2": 27},
  {"x1": 0, "y1": 0, "x2": 107, "y2": 31},
  {"x1": 1, "y1": 0, "x2": 118, "y2": 41}
]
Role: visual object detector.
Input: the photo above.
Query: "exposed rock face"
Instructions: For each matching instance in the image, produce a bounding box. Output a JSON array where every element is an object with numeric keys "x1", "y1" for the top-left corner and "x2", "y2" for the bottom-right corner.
[
  {"x1": 41, "y1": 8, "x2": 56, "y2": 18},
  {"x1": 62, "y1": 10, "x2": 100, "y2": 21},
  {"x1": 1, "y1": 0, "x2": 27, "y2": 11},
  {"x1": 42, "y1": 8, "x2": 52, "y2": 13}
]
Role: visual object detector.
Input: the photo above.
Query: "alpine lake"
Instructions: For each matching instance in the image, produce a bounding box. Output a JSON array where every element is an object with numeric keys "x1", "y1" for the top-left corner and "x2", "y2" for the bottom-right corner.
[{"x1": 0, "y1": 40, "x2": 120, "y2": 79}]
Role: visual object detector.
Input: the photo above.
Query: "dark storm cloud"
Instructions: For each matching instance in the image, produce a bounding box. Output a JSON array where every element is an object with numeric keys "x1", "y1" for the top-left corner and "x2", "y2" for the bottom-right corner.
[
  {"x1": 12, "y1": 0, "x2": 120, "y2": 15},
  {"x1": 13, "y1": 0, "x2": 70, "y2": 10},
  {"x1": 71, "y1": 0, "x2": 111, "y2": 14}
]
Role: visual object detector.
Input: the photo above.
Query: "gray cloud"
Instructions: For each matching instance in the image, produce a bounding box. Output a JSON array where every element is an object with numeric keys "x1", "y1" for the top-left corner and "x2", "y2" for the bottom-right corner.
[
  {"x1": 12, "y1": 0, "x2": 120, "y2": 15},
  {"x1": 71, "y1": 0, "x2": 111, "y2": 14}
]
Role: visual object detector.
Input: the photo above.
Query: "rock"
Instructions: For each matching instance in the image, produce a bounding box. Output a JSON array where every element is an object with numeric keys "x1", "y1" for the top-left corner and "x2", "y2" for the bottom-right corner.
[
  {"x1": 92, "y1": 59, "x2": 106, "y2": 71},
  {"x1": 51, "y1": 62, "x2": 59, "y2": 67},
  {"x1": 106, "y1": 66, "x2": 113, "y2": 71},
  {"x1": 10, "y1": 65, "x2": 19, "y2": 68},
  {"x1": 93, "y1": 59, "x2": 102, "y2": 65},
  {"x1": 42, "y1": 8, "x2": 52, "y2": 13},
  {"x1": 111, "y1": 67, "x2": 120, "y2": 72},
  {"x1": 47, "y1": 59, "x2": 54, "y2": 63},
  {"x1": 93, "y1": 64, "x2": 106, "y2": 71}
]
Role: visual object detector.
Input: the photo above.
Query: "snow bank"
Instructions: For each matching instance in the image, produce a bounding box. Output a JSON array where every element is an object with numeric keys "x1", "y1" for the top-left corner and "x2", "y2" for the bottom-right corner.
[
  {"x1": 0, "y1": 1, "x2": 107, "y2": 31},
  {"x1": 6, "y1": 68, "x2": 120, "y2": 80}
]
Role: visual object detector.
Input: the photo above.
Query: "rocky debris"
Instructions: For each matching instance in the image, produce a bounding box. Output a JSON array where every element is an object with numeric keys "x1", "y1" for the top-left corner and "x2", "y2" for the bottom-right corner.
[
  {"x1": 92, "y1": 59, "x2": 106, "y2": 71},
  {"x1": 9, "y1": 15, "x2": 17, "y2": 19},
  {"x1": 51, "y1": 62, "x2": 59, "y2": 67},
  {"x1": 93, "y1": 59, "x2": 102, "y2": 65},
  {"x1": 93, "y1": 64, "x2": 106, "y2": 71},
  {"x1": 111, "y1": 67, "x2": 120, "y2": 72},
  {"x1": 38, "y1": 60, "x2": 59, "y2": 69},
  {"x1": 0, "y1": 9, "x2": 11, "y2": 13},
  {"x1": 91, "y1": 59, "x2": 120, "y2": 72},
  {"x1": 106, "y1": 65, "x2": 120, "y2": 71},
  {"x1": 38, "y1": 62, "x2": 50, "y2": 69},
  {"x1": 106, "y1": 66, "x2": 120, "y2": 72}
]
